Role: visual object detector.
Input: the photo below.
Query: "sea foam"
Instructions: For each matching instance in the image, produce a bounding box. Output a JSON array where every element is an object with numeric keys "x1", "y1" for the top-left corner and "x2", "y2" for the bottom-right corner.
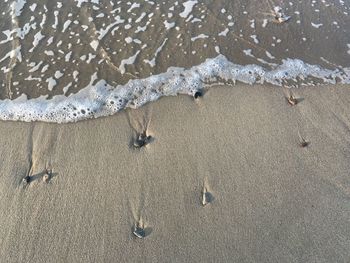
[{"x1": 0, "y1": 55, "x2": 349, "y2": 123}]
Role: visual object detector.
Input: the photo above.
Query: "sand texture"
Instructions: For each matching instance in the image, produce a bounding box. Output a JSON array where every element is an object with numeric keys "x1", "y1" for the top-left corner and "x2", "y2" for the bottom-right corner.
[{"x1": 0, "y1": 84, "x2": 350, "y2": 263}]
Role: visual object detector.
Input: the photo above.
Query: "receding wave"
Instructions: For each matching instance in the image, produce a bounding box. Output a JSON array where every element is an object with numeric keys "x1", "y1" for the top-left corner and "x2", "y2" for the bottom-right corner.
[{"x1": 0, "y1": 55, "x2": 349, "y2": 123}]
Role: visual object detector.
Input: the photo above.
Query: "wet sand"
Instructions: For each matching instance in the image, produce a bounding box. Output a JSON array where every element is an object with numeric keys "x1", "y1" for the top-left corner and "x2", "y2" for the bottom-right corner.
[
  {"x1": 1, "y1": 0, "x2": 349, "y2": 99},
  {"x1": 1, "y1": 84, "x2": 350, "y2": 262}
]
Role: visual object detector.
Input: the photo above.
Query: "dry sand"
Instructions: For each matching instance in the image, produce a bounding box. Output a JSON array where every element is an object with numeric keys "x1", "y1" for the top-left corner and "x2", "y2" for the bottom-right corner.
[{"x1": 0, "y1": 84, "x2": 350, "y2": 262}]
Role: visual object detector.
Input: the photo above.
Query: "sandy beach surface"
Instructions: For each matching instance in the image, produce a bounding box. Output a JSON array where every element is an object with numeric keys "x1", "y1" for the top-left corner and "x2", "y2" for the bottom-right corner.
[
  {"x1": 0, "y1": 84, "x2": 349, "y2": 262},
  {"x1": 1, "y1": 0, "x2": 350, "y2": 262}
]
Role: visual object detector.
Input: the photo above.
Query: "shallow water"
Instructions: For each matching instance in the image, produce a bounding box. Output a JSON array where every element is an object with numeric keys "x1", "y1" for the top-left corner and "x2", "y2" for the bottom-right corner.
[{"x1": 0, "y1": 0, "x2": 349, "y2": 122}]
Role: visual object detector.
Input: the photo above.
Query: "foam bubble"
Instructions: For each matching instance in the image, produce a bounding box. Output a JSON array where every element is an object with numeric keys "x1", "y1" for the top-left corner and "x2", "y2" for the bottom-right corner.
[{"x1": 0, "y1": 55, "x2": 349, "y2": 123}]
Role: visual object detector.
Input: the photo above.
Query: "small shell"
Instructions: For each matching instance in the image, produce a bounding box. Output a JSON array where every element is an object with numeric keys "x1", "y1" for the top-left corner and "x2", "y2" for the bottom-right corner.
[
  {"x1": 43, "y1": 173, "x2": 50, "y2": 183},
  {"x1": 23, "y1": 175, "x2": 31, "y2": 185},
  {"x1": 300, "y1": 139, "x2": 309, "y2": 148},
  {"x1": 133, "y1": 134, "x2": 152, "y2": 148},
  {"x1": 287, "y1": 95, "x2": 298, "y2": 106},
  {"x1": 273, "y1": 7, "x2": 291, "y2": 24},
  {"x1": 202, "y1": 188, "x2": 213, "y2": 206},
  {"x1": 202, "y1": 193, "x2": 208, "y2": 206},
  {"x1": 133, "y1": 225, "x2": 145, "y2": 239},
  {"x1": 276, "y1": 15, "x2": 290, "y2": 23},
  {"x1": 134, "y1": 139, "x2": 145, "y2": 148}
]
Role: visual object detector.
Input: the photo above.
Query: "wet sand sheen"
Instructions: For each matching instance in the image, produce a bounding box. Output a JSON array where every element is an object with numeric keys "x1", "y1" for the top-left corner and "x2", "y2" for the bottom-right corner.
[
  {"x1": 0, "y1": 84, "x2": 350, "y2": 262},
  {"x1": 1, "y1": 0, "x2": 349, "y2": 99}
]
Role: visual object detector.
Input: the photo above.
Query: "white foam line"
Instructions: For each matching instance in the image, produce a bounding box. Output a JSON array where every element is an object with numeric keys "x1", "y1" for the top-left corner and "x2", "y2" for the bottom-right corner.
[{"x1": 0, "y1": 55, "x2": 349, "y2": 123}]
